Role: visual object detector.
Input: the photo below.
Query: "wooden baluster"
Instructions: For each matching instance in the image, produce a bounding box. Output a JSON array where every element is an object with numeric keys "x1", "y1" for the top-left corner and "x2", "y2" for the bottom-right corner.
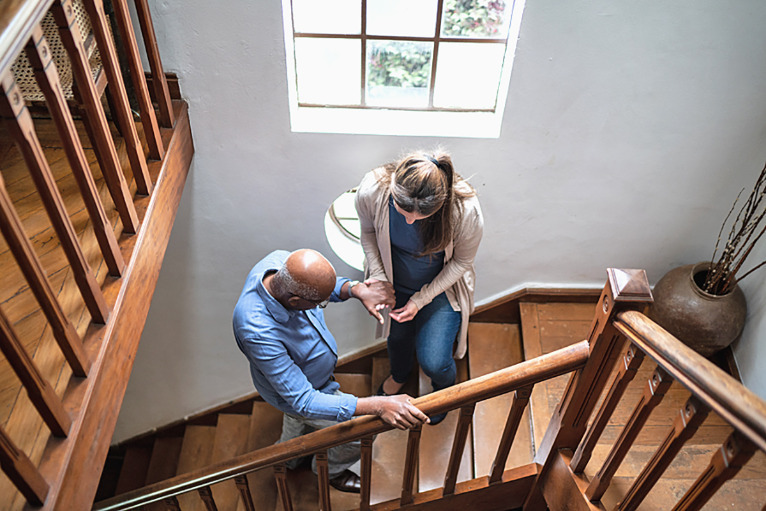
[
  {"x1": 535, "y1": 269, "x2": 654, "y2": 458},
  {"x1": 0, "y1": 307, "x2": 71, "y2": 436},
  {"x1": 110, "y1": 0, "x2": 164, "y2": 159},
  {"x1": 672, "y1": 431, "x2": 756, "y2": 511},
  {"x1": 400, "y1": 423, "x2": 422, "y2": 506},
  {"x1": 525, "y1": 269, "x2": 653, "y2": 511},
  {"x1": 316, "y1": 451, "x2": 332, "y2": 511},
  {"x1": 444, "y1": 404, "x2": 475, "y2": 495},
  {"x1": 274, "y1": 464, "x2": 293, "y2": 511},
  {"x1": 163, "y1": 496, "x2": 181, "y2": 510},
  {"x1": 585, "y1": 366, "x2": 673, "y2": 501},
  {"x1": 0, "y1": 425, "x2": 48, "y2": 505},
  {"x1": 617, "y1": 395, "x2": 711, "y2": 511},
  {"x1": 360, "y1": 436, "x2": 373, "y2": 511},
  {"x1": 489, "y1": 386, "x2": 532, "y2": 484},
  {"x1": 0, "y1": 70, "x2": 109, "y2": 324},
  {"x1": 25, "y1": 26, "x2": 125, "y2": 277},
  {"x1": 234, "y1": 475, "x2": 255, "y2": 511},
  {"x1": 0, "y1": 148, "x2": 90, "y2": 377},
  {"x1": 51, "y1": 0, "x2": 139, "y2": 234},
  {"x1": 81, "y1": 0, "x2": 153, "y2": 195},
  {"x1": 133, "y1": 0, "x2": 174, "y2": 128},
  {"x1": 198, "y1": 485, "x2": 218, "y2": 511},
  {"x1": 571, "y1": 344, "x2": 645, "y2": 472}
]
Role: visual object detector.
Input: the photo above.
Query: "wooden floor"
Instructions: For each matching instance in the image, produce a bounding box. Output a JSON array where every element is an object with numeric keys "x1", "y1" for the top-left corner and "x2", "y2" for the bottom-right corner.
[
  {"x1": 0, "y1": 115, "x2": 135, "y2": 508},
  {"x1": 521, "y1": 301, "x2": 766, "y2": 511}
]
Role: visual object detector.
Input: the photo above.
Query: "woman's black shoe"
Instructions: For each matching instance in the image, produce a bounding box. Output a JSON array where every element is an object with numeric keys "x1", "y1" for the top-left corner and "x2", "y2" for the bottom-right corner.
[
  {"x1": 428, "y1": 411, "x2": 448, "y2": 426},
  {"x1": 376, "y1": 376, "x2": 404, "y2": 396},
  {"x1": 375, "y1": 381, "x2": 389, "y2": 396}
]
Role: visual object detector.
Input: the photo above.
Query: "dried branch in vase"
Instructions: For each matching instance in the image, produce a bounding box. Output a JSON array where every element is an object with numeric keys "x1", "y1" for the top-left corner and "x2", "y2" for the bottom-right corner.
[{"x1": 703, "y1": 161, "x2": 766, "y2": 295}]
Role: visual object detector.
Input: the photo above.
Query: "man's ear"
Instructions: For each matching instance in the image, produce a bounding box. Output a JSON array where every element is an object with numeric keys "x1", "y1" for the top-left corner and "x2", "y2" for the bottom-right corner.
[{"x1": 286, "y1": 295, "x2": 303, "y2": 309}]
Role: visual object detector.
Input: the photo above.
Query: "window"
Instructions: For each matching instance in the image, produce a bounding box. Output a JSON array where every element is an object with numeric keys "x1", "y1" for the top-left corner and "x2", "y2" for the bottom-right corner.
[
  {"x1": 324, "y1": 189, "x2": 364, "y2": 271},
  {"x1": 281, "y1": 0, "x2": 526, "y2": 138}
]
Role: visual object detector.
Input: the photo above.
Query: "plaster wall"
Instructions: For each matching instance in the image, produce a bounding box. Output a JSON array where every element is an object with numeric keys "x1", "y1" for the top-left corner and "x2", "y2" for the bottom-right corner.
[
  {"x1": 114, "y1": 0, "x2": 766, "y2": 442},
  {"x1": 734, "y1": 241, "x2": 766, "y2": 396}
]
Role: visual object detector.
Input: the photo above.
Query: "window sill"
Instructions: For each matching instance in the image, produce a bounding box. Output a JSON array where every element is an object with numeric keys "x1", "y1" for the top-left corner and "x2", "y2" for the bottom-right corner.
[{"x1": 289, "y1": 106, "x2": 504, "y2": 138}]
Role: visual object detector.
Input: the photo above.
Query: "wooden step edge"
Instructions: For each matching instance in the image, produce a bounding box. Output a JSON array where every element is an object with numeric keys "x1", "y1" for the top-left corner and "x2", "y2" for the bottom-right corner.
[
  {"x1": 210, "y1": 414, "x2": 251, "y2": 511},
  {"x1": 113, "y1": 444, "x2": 152, "y2": 495},
  {"x1": 144, "y1": 436, "x2": 184, "y2": 484}
]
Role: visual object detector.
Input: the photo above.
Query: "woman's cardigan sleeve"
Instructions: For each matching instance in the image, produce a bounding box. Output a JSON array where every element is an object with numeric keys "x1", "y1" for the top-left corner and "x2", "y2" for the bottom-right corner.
[{"x1": 355, "y1": 171, "x2": 389, "y2": 282}]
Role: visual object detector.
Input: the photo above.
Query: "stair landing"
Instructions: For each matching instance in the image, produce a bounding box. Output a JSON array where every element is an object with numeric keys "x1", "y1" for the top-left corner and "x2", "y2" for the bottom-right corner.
[{"x1": 520, "y1": 300, "x2": 766, "y2": 510}]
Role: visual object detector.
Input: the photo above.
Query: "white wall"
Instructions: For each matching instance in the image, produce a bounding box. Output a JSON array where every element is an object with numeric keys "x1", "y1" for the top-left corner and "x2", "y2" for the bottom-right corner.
[
  {"x1": 734, "y1": 241, "x2": 766, "y2": 396},
  {"x1": 114, "y1": 0, "x2": 766, "y2": 441}
]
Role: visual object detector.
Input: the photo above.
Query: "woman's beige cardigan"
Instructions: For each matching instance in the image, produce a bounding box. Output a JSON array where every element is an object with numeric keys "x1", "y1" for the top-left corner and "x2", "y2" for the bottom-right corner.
[{"x1": 354, "y1": 168, "x2": 484, "y2": 359}]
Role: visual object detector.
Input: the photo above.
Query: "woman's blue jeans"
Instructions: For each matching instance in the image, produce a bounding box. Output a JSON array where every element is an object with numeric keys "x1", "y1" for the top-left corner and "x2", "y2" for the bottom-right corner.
[{"x1": 387, "y1": 291, "x2": 461, "y2": 392}]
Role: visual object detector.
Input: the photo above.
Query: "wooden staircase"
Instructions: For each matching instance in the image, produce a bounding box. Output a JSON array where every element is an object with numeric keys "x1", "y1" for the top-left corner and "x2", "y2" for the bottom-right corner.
[
  {"x1": 0, "y1": 1, "x2": 194, "y2": 508},
  {"x1": 96, "y1": 315, "x2": 537, "y2": 510},
  {"x1": 94, "y1": 285, "x2": 766, "y2": 511}
]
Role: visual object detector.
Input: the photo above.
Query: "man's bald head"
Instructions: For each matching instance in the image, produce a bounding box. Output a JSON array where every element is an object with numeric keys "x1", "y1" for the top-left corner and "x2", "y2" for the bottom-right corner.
[{"x1": 272, "y1": 249, "x2": 336, "y2": 305}]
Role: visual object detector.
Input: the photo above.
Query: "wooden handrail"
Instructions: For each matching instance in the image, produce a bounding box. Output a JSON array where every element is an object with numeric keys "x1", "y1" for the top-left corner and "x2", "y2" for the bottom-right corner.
[
  {"x1": 0, "y1": 0, "x2": 194, "y2": 507},
  {"x1": 94, "y1": 340, "x2": 591, "y2": 510},
  {"x1": 0, "y1": 0, "x2": 53, "y2": 79},
  {"x1": 529, "y1": 272, "x2": 766, "y2": 511},
  {"x1": 613, "y1": 309, "x2": 766, "y2": 452}
]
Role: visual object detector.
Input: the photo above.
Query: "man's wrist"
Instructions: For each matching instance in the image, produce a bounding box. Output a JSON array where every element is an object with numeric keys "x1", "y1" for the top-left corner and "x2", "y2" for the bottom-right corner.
[{"x1": 347, "y1": 280, "x2": 361, "y2": 298}]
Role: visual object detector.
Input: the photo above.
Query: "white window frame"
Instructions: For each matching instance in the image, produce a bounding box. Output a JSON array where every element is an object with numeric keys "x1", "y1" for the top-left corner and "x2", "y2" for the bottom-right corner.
[{"x1": 281, "y1": 0, "x2": 527, "y2": 138}]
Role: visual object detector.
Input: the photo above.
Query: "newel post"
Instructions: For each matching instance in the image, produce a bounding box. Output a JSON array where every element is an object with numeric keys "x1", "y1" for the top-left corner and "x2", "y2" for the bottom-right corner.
[{"x1": 524, "y1": 269, "x2": 653, "y2": 511}]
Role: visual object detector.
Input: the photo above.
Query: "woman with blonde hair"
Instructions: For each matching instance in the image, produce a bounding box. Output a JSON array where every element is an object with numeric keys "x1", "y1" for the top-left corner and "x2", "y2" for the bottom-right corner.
[{"x1": 355, "y1": 150, "x2": 483, "y2": 425}]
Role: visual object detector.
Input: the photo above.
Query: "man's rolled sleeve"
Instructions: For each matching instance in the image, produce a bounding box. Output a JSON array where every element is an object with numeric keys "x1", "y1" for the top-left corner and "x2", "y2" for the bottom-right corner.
[
  {"x1": 332, "y1": 277, "x2": 351, "y2": 302},
  {"x1": 247, "y1": 337, "x2": 358, "y2": 421}
]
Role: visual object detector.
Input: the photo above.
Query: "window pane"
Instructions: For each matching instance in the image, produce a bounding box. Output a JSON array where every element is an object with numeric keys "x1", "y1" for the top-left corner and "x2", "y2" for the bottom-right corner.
[
  {"x1": 433, "y1": 42, "x2": 505, "y2": 109},
  {"x1": 292, "y1": 0, "x2": 361, "y2": 34},
  {"x1": 332, "y1": 191, "x2": 361, "y2": 238},
  {"x1": 333, "y1": 191, "x2": 357, "y2": 219},
  {"x1": 367, "y1": 40, "x2": 432, "y2": 107},
  {"x1": 367, "y1": 0, "x2": 438, "y2": 37},
  {"x1": 295, "y1": 38, "x2": 360, "y2": 105},
  {"x1": 441, "y1": 0, "x2": 511, "y2": 38}
]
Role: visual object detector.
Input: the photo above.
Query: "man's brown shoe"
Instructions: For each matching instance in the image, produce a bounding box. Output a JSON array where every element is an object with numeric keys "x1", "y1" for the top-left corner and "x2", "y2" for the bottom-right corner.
[{"x1": 329, "y1": 469, "x2": 361, "y2": 493}]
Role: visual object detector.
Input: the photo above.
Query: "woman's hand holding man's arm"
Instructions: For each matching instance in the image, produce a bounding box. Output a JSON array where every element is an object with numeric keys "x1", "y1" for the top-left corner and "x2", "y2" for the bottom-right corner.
[{"x1": 344, "y1": 278, "x2": 396, "y2": 324}]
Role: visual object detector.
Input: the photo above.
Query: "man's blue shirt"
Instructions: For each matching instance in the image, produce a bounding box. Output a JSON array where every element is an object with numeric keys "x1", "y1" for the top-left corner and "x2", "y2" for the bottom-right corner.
[{"x1": 232, "y1": 250, "x2": 357, "y2": 421}]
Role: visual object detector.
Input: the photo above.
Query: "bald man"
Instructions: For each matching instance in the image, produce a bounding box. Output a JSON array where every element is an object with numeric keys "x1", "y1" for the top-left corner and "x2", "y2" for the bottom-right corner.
[{"x1": 233, "y1": 249, "x2": 428, "y2": 493}]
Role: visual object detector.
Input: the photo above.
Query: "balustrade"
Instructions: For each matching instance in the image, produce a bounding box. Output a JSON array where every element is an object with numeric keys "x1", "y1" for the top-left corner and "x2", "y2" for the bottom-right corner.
[
  {"x1": 91, "y1": 269, "x2": 766, "y2": 511},
  {"x1": 0, "y1": 0, "x2": 192, "y2": 508}
]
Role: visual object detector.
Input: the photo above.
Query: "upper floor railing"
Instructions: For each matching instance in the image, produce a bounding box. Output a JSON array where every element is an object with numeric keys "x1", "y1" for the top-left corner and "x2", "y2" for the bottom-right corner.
[
  {"x1": 0, "y1": 1, "x2": 192, "y2": 509},
  {"x1": 93, "y1": 268, "x2": 766, "y2": 511}
]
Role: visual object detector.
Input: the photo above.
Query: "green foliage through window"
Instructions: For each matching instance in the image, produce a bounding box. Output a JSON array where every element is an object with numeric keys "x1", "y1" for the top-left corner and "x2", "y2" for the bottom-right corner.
[
  {"x1": 442, "y1": 0, "x2": 507, "y2": 37},
  {"x1": 367, "y1": 41, "x2": 432, "y2": 89}
]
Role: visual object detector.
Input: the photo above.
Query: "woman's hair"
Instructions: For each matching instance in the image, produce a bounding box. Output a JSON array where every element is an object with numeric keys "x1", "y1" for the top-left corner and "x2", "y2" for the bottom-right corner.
[{"x1": 376, "y1": 150, "x2": 476, "y2": 255}]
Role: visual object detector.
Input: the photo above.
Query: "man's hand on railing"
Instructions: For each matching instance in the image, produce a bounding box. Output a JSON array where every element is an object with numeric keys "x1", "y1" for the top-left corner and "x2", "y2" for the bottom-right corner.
[{"x1": 355, "y1": 395, "x2": 430, "y2": 429}]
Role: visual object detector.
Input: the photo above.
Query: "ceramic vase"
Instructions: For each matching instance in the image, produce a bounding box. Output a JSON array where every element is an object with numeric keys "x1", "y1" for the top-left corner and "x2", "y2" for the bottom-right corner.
[{"x1": 649, "y1": 262, "x2": 747, "y2": 357}]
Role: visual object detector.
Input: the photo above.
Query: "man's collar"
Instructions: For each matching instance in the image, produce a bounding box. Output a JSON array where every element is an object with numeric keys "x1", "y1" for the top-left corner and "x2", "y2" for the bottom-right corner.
[{"x1": 256, "y1": 269, "x2": 293, "y2": 323}]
